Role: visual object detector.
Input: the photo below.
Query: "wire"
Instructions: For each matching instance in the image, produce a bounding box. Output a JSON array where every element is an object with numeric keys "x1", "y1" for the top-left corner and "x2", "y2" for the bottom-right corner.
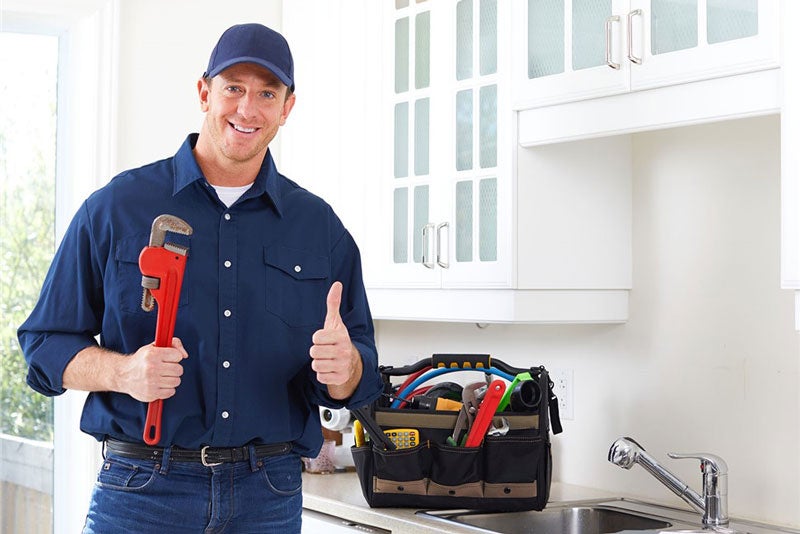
[{"x1": 389, "y1": 367, "x2": 515, "y2": 409}]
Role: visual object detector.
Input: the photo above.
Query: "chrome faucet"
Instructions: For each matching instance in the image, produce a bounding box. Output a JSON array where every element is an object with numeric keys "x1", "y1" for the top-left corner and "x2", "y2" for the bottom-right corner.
[{"x1": 608, "y1": 437, "x2": 729, "y2": 528}]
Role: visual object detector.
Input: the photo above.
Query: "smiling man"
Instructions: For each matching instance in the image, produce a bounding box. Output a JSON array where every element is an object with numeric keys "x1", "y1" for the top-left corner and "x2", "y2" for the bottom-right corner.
[{"x1": 18, "y1": 23, "x2": 382, "y2": 533}]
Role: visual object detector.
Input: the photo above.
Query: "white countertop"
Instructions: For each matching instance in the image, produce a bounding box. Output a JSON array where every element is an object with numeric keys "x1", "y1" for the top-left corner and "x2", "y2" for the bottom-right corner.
[{"x1": 301, "y1": 471, "x2": 618, "y2": 533}]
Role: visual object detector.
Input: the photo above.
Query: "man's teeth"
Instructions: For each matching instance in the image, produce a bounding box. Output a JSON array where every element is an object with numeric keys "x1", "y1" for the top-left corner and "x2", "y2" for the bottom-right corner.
[{"x1": 232, "y1": 124, "x2": 256, "y2": 133}]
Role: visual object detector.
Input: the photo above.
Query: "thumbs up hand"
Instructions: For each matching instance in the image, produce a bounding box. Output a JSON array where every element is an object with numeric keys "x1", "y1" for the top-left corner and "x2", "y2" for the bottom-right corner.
[{"x1": 310, "y1": 281, "x2": 363, "y2": 399}]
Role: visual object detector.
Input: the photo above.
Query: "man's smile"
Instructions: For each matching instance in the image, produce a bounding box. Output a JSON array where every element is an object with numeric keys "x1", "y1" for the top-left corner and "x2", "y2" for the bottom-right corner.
[{"x1": 231, "y1": 122, "x2": 258, "y2": 133}]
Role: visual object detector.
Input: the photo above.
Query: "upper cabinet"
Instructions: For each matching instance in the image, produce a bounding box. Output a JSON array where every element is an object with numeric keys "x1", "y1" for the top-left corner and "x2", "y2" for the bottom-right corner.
[
  {"x1": 362, "y1": 0, "x2": 631, "y2": 323},
  {"x1": 515, "y1": 0, "x2": 781, "y2": 147},
  {"x1": 513, "y1": 0, "x2": 780, "y2": 110}
]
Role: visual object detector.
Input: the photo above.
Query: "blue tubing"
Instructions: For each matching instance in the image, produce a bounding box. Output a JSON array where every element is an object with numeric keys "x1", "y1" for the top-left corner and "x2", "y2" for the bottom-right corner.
[{"x1": 390, "y1": 367, "x2": 515, "y2": 409}]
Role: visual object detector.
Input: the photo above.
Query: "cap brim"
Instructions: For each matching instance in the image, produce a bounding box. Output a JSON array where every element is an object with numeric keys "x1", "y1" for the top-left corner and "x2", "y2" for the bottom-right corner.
[{"x1": 205, "y1": 57, "x2": 293, "y2": 90}]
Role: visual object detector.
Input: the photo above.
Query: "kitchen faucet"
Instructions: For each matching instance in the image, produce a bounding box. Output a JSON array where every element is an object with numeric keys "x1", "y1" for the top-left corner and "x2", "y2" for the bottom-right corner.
[{"x1": 608, "y1": 437, "x2": 729, "y2": 528}]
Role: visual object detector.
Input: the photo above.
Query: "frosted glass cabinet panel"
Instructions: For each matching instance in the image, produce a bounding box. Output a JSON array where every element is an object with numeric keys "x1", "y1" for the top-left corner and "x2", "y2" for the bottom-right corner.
[
  {"x1": 513, "y1": 0, "x2": 778, "y2": 109},
  {"x1": 374, "y1": 0, "x2": 511, "y2": 289},
  {"x1": 629, "y1": 0, "x2": 778, "y2": 91}
]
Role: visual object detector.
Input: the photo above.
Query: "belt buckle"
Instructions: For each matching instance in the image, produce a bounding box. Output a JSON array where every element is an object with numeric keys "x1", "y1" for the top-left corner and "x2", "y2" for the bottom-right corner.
[{"x1": 201, "y1": 445, "x2": 223, "y2": 467}]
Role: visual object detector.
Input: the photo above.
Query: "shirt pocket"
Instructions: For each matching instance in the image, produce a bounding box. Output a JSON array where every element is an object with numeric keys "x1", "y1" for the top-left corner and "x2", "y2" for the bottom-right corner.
[
  {"x1": 115, "y1": 234, "x2": 190, "y2": 314},
  {"x1": 264, "y1": 245, "x2": 330, "y2": 327}
]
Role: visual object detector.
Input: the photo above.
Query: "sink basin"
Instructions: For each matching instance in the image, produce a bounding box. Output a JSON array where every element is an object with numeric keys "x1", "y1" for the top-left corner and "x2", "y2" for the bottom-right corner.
[
  {"x1": 418, "y1": 499, "x2": 800, "y2": 534},
  {"x1": 423, "y1": 505, "x2": 672, "y2": 534}
]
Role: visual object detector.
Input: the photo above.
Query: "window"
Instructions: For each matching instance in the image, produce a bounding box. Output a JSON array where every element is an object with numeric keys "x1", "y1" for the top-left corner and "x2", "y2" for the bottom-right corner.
[{"x1": 0, "y1": 30, "x2": 58, "y2": 533}]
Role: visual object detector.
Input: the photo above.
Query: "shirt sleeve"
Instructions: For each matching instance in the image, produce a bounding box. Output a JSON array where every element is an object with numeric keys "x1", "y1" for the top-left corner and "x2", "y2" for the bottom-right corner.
[
  {"x1": 17, "y1": 202, "x2": 104, "y2": 396},
  {"x1": 305, "y1": 227, "x2": 384, "y2": 410}
]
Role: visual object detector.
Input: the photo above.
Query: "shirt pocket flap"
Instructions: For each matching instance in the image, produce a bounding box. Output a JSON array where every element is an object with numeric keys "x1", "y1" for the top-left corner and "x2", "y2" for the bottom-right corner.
[
  {"x1": 263, "y1": 246, "x2": 330, "y2": 280},
  {"x1": 115, "y1": 234, "x2": 149, "y2": 264}
]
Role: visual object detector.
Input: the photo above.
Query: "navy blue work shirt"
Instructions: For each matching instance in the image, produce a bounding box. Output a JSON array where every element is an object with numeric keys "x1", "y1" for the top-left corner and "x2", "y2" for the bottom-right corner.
[{"x1": 18, "y1": 134, "x2": 383, "y2": 456}]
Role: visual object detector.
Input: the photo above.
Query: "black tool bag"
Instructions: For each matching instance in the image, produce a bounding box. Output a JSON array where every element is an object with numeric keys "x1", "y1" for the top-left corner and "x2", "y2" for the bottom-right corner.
[{"x1": 351, "y1": 354, "x2": 562, "y2": 512}]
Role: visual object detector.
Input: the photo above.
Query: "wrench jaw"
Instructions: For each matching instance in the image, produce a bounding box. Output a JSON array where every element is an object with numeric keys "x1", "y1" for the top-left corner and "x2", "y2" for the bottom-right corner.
[{"x1": 140, "y1": 215, "x2": 192, "y2": 313}]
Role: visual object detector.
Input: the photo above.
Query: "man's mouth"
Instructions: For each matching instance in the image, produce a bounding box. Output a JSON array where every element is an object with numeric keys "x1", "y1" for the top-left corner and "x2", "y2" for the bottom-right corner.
[{"x1": 231, "y1": 123, "x2": 257, "y2": 133}]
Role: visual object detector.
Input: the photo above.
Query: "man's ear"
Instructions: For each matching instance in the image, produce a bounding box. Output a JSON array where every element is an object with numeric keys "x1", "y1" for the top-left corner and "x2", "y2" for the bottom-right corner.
[
  {"x1": 279, "y1": 92, "x2": 296, "y2": 126},
  {"x1": 198, "y1": 78, "x2": 210, "y2": 112}
]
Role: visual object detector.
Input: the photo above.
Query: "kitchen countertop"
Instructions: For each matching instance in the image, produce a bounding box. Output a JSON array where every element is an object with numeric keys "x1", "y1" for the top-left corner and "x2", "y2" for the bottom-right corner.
[{"x1": 301, "y1": 471, "x2": 619, "y2": 533}]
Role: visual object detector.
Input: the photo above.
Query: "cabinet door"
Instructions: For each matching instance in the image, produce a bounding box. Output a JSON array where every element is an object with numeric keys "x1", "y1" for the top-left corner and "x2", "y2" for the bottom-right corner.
[
  {"x1": 369, "y1": 1, "x2": 441, "y2": 288},
  {"x1": 628, "y1": 0, "x2": 779, "y2": 90},
  {"x1": 442, "y1": 0, "x2": 512, "y2": 288},
  {"x1": 512, "y1": 0, "x2": 630, "y2": 109}
]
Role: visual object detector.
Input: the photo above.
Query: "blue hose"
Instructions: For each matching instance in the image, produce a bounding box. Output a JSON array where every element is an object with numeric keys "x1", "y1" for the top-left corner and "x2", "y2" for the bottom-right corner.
[{"x1": 390, "y1": 367, "x2": 515, "y2": 409}]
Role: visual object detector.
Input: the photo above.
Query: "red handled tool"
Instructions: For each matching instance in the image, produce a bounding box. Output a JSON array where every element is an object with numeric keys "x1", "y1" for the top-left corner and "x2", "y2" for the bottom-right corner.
[
  {"x1": 138, "y1": 214, "x2": 193, "y2": 445},
  {"x1": 464, "y1": 380, "x2": 506, "y2": 448}
]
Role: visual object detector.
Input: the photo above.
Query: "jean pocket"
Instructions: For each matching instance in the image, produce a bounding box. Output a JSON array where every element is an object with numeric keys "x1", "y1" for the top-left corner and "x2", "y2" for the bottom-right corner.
[
  {"x1": 260, "y1": 454, "x2": 302, "y2": 496},
  {"x1": 263, "y1": 245, "x2": 329, "y2": 327},
  {"x1": 96, "y1": 457, "x2": 157, "y2": 491}
]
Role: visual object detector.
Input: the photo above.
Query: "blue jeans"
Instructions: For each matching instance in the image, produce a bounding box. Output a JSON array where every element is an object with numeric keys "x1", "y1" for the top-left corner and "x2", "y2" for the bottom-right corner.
[{"x1": 83, "y1": 446, "x2": 303, "y2": 533}]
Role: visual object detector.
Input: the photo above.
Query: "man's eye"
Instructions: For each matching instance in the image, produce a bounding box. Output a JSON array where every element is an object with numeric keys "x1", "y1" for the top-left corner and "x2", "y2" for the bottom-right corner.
[
  {"x1": 225, "y1": 86, "x2": 242, "y2": 93},
  {"x1": 261, "y1": 91, "x2": 275, "y2": 99}
]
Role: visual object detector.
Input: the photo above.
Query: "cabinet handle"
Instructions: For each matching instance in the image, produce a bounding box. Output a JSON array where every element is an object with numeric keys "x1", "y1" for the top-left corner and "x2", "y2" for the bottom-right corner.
[
  {"x1": 421, "y1": 223, "x2": 435, "y2": 269},
  {"x1": 605, "y1": 15, "x2": 620, "y2": 70},
  {"x1": 627, "y1": 9, "x2": 643, "y2": 65},
  {"x1": 436, "y1": 222, "x2": 449, "y2": 269}
]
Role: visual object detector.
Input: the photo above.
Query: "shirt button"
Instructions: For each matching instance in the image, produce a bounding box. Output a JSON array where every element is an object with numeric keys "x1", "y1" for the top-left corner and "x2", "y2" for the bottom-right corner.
[
  {"x1": 294, "y1": 265, "x2": 302, "y2": 273},
  {"x1": 221, "y1": 411, "x2": 229, "y2": 419},
  {"x1": 224, "y1": 260, "x2": 232, "y2": 268},
  {"x1": 223, "y1": 309, "x2": 232, "y2": 317},
  {"x1": 224, "y1": 213, "x2": 231, "y2": 221},
  {"x1": 222, "y1": 360, "x2": 230, "y2": 368}
]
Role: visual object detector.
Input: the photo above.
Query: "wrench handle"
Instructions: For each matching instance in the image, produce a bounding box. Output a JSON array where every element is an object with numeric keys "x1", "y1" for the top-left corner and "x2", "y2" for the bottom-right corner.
[
  {"x1": 139, "y1": 245, "x2": 188, "y2": 445},
  {"x1": 144, "y1": 399, "x2": 164, "y2": 445}
]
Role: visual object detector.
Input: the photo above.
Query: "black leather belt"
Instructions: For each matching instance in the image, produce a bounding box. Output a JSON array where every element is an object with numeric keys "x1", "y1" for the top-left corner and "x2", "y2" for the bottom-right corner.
[{"x1": 105, "y1": 438, "x2": 292, "y2": 466}]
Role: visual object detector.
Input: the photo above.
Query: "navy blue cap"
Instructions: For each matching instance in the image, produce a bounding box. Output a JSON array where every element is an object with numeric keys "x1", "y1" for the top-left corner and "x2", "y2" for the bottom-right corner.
[{"x1": 204, "y1": 23, "x2": 294, "y2": 92}]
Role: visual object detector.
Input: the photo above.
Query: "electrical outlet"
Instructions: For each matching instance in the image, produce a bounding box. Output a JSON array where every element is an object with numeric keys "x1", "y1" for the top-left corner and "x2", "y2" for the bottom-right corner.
[{"x1": 551, "y1": 368, "x2": 574, "y2": 420}]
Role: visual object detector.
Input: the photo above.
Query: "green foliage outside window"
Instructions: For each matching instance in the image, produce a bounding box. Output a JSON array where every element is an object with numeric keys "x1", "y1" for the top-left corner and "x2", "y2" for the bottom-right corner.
[{"x1": 0, "y1": 32, "x2": 57, "y2": 442}]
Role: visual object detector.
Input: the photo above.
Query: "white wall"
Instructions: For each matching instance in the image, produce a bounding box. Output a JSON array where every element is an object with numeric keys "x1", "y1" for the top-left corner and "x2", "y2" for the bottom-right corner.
[
  {"x1": 112, "y1": 0, "x2": 284, "y2": 173},
  {"x1": 375, "y1": 115, "x2": 800, "y2": 527}
]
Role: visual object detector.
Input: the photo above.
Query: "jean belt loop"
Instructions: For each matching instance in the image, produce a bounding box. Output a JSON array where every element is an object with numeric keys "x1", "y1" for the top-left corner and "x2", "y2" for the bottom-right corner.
[
  {"x1": 248, "y1": 444, "x2": 259, "y2": 472},
  {"x1": 159, "y1": 445, "x2": 172, "y2": 475}
]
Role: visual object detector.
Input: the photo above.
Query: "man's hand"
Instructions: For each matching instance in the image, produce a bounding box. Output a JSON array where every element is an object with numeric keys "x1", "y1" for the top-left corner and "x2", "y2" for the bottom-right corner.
[
  {"x1": 310, "y1": 281, "x2": 362, "y2": 399},
  {"x1": 118, "y1": 338, "x2": 189, "y2": 402}
]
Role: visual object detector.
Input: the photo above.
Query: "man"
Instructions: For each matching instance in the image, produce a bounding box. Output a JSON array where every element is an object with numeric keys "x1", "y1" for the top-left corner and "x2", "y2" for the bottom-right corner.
[{"x1": 18, "y1": 23, "x2": 382, "y2": 533}]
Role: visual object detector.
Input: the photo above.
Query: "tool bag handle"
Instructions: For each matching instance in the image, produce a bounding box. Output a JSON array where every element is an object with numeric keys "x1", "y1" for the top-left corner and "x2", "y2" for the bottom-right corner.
[{"x1": 380, "y1": 353, "x2": 527, "y2": 376}]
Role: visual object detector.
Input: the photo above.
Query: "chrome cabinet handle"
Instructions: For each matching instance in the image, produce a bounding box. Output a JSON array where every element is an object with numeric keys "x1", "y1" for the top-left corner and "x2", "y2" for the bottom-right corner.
[
  {"x1": 421, "y1": 223, "x2": 435, "y2": 269},
  {"x1": 627, "y1": 9, "x2": 643, "y2": 65},
  {"x1": 436, "y1": 222, "x2": 449, "y2": 269},
  {"x1": 605, "y1": 15, "x2": 620, "y2": 70}
]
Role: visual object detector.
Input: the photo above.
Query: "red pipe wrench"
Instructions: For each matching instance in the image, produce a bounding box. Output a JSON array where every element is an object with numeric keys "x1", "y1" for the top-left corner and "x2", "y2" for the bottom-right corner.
[{"x1": 138, "y1": 214, "x2": 193, "y2": 445}]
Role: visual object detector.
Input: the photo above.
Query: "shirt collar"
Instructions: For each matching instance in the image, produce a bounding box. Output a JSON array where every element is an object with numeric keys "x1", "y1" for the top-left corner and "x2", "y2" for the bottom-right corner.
[{"x1": 173, "y1": 133, "x2": 284, "y2": 216}]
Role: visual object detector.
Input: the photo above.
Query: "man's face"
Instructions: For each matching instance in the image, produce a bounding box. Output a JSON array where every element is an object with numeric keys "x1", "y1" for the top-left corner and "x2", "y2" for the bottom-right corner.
[{"x1": 198, "y1": 63, "x2": 295, "y2": 165}]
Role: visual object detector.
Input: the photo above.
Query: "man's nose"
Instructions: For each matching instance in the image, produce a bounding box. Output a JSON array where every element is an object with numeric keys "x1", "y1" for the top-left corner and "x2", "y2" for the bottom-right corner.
[{"x1": 237, "y1": 93, "x2": 256, "y2": 118}]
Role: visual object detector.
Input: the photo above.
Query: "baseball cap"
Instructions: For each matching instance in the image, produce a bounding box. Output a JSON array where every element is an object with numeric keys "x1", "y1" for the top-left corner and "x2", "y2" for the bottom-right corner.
[{"x1": 204, "y1": 23, "x2": 295, "y2": 92}]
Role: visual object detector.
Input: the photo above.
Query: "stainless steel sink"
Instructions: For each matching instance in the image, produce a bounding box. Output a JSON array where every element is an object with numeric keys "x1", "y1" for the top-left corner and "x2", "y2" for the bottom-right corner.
[
  {"x1": 421, "y1": 505, "x2": 673, "y2": 533},
  {"x1": 418, "y1": 498, "x2": 800, "y2": 534}
]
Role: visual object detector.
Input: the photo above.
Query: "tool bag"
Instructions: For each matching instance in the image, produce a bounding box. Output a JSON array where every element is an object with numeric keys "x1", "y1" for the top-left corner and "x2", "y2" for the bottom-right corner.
[{"x1": 351, "y1": 354, "x2": 562, "y2": 512}]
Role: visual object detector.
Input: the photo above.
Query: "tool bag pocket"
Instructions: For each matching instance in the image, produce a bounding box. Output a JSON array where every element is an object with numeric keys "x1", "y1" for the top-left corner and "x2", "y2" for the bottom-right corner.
[{"x1": 351, "y1": 354, "x2": 561, "y2": 512}]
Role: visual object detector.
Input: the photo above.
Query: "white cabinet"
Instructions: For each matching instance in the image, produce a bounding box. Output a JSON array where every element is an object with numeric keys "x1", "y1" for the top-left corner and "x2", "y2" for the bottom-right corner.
[
  {"x1": 364, "y1": 0, "x2": 631, "y2": 323},
  {"x1": 513, "y1": 0, "x2": 779, "y2": 110}
]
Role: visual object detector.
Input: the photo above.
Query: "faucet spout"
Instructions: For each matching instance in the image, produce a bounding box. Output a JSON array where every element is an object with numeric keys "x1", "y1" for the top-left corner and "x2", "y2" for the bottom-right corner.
[{"x1": 608, "y1": 437, "x2": 704, "y2": 511}]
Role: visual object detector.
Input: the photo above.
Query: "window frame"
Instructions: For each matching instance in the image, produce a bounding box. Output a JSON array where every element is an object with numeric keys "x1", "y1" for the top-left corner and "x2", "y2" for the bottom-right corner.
[{"x1": 2, "y1": 1, "x2": 118, "y2": 532}]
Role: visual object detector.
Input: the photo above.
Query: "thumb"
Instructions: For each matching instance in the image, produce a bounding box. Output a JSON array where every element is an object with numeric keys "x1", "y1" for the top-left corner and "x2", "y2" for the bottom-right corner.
[{"x1": 324, "y1": 281, "x2": 343, "y2": 329}]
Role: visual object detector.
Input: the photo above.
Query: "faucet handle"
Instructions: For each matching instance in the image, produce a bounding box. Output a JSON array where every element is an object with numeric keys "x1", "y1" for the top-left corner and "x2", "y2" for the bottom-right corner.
[
  {"x1": 667, "y1": 452, "x2": 728, "y2": 475},
  {"x1": 668, "y1": 452, "x2": 729, "y2": 527}
]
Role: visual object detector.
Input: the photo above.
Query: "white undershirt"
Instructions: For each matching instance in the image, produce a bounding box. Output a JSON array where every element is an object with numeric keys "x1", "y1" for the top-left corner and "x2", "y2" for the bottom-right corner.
[{"x1": 211, "y1": 183, "x2": 253, "y2": 208}]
